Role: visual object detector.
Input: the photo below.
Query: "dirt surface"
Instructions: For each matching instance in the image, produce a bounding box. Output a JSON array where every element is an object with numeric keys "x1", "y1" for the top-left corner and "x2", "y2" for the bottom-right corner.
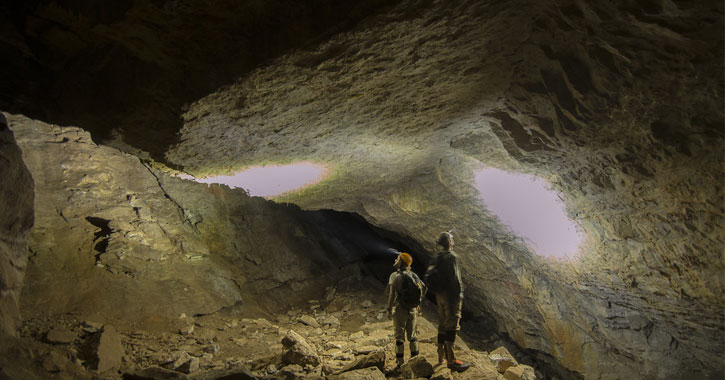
[{"x1": 7, "y1": 279, "x2": 529, "y2": 380}]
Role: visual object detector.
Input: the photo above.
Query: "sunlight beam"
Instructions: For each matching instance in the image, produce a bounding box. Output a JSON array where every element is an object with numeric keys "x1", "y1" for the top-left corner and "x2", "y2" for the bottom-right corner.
[
  {"x1": 191, "y1": 162, "x2": 328, "y2": 198},
  {"x1": 474, "y1": 168, "x2": 583, "y2": 259}
]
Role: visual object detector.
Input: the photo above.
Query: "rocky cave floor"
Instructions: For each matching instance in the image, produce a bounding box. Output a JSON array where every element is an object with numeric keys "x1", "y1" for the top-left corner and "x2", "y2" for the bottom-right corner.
[{"x1": 12, "y1": 278, "x2": 539, "y2": 380}]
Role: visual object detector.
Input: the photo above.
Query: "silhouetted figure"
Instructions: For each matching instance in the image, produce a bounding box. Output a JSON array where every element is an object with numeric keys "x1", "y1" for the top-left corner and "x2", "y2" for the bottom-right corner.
[{"x1": 427, "y1": 231, "x2": 470, "y2": 372}]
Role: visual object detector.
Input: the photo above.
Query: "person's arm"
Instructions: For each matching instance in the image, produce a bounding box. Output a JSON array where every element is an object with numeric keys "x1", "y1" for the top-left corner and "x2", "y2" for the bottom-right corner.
[
  {"x1": 387, "y1": 274, "x2": 397, "y2": 318},
  {"x1": 452, "y1": 254, "x2": 463, "y2": 297},
  {"x1": 387, "y1": 286, "x2": 395, "y2": 311}
]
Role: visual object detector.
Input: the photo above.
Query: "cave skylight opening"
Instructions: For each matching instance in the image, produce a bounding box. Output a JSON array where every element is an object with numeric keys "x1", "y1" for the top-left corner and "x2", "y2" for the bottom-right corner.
[
  {"x1": 192, "y1": 162, "x2": 328, "y2": 198},
  {"x1": 474, "y1": 167, "x2": 583, "y2": 259}
]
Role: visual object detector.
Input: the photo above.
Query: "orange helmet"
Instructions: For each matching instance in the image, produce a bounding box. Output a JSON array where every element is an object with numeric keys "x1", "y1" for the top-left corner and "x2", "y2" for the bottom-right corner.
[{"x1": 398, "y1": 252, "x2": 413, "y2": 266}]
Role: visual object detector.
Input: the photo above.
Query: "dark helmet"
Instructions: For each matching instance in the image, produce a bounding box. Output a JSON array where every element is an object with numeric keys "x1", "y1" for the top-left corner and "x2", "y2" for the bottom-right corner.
[{"x1": 437, "y1": 231, "x2": 453, "y2": 248}]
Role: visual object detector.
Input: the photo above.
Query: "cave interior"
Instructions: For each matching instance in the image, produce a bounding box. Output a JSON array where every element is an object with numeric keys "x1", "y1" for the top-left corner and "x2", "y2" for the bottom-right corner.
[{"x1": 0, "y1": 0, "x2": 723, "y2": 380}]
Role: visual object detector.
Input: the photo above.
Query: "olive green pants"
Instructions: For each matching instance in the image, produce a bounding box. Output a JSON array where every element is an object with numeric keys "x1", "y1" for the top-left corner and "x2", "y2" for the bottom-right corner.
[
  {"x1": 435, "y1": 293, "x2": 462, "y2": 333},
  {"x1": 393, "y1": 305, "x2": 419, "y2": 365}
]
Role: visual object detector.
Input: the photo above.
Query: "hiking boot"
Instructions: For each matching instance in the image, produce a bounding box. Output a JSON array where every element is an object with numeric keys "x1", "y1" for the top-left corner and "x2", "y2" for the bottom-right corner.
[
  {"x1": 437, "y1": 344, "x2": 445, "y2": 364},
  {"x1": 447, "y1": 359, "x2": 471, "y2": 372},
  {"x1": 387, "y1": 365, "x2": 402, "y2": 376}
]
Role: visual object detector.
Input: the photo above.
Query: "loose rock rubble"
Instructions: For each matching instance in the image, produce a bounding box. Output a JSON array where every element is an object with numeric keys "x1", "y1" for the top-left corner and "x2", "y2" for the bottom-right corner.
[
  {"x1": 282, "y1": 330, "x2": 321, "y2": 367},
  {"x1": 504, "y1": 364, "x2": 536, "y2": 380},
  {"x1": 400, "y1": 356, "x2": 434, "y2": 378},
  {"x1": 489, "y1": 347, "x2": 518, "y2": 373},
  {"x1": 15, "y1": 285, "x2": 540, "y2": 380}
]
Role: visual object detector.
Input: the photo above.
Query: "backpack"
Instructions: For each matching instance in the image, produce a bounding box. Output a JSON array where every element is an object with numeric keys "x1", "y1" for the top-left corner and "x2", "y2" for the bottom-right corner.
[
  {"x1": 424, "y1": 256, "x2": 442, "y2": 293},
  {"x1": 398, "y1": 271, "x2": 425, "y2": 309}
]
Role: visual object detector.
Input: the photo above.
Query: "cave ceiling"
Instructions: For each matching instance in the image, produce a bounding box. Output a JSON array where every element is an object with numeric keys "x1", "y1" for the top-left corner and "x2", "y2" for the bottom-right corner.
[{"x1": 1, "y1": 0, "x2": 723, "y2": 379}]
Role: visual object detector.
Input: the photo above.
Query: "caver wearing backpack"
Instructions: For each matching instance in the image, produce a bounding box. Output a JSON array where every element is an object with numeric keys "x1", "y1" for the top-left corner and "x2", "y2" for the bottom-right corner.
[{"x1": 386, "y1": 252, "x2": 426, "y2": 368}]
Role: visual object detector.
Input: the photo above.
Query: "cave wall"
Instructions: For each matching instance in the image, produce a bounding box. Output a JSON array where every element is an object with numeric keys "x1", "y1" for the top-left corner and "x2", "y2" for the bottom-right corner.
[
  {"x1": 0, "y1": 0, "x2": 399, "y2": 161},
  {"x1": 0, "y1": 0, "x2": 722, "y2": 379},
  {"x1": 7, "y1": 113, "x2": 404, "y2": 330},
  {"x1": 495, "y1": 1, "x2": 725, "y2": 377},
  {"x1": 0, "y1": 114, "x2": 34, "y2": 337},
  {"x1": 162, "y1": 0, "x2": 723, "y2": 379}
]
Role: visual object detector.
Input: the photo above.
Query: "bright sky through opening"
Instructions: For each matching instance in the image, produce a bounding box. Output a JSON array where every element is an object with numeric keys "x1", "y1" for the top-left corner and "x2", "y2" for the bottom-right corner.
[
  {"x1": 474, "y1": 168, "x2": 583, "y2": 259},
  {"x1": 194, "y1": 163, "x2": 328, "y2": 197}
]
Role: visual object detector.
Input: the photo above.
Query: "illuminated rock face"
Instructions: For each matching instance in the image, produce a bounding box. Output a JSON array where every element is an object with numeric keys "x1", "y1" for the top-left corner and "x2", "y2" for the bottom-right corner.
[
  {"x1": 6, "y1": 114, "x2": 403, "y2": 329},
  {"x1": 0, "y1": 115, "x2": 34, "y2": 336},
  {"x1": 0, "y1": 0, "x2": 723, "y2": 379}
]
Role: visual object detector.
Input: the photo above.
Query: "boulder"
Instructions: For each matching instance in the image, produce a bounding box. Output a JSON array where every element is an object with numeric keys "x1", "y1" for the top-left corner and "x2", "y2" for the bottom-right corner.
[
  {"x1": 281, "y1": 330, "x2": 320, "y2": 367},
  {"x1": 255, "y1": 318, "x2": 275, "y2": 329},
  {"x1": 202, "y1": 368, "x2": 257, "y2": 379},
  {"x1": 327, "y1": 367, "x2": 386, "y2": 380},
  {"x1": 279, "y1": 364, "x2": 305, "y2": 380},
  {"x1": 46, "y1": 328, "x2": 76, "y2": 344},
  {"x1": 352, "y1": 346, "x2": 380, "y2": 355},
  {"x1": 82, "y1": 321, "x2": 104, "y2": 333},
  {"x1": 166, "y1": 351, "x2": 191, "y2": 369},
  {"x1": 360, "y1": 333, "x2": 391, "y2": 347},
  {"x1": 489, "y1": 346, "x2": 518, "y2": 373},
  {"x1": 339, "y1": 350, "x2": 385, "y2": 373},
  {"x1": 266, "y1": 364, "x2": 278, "y2": 374},
  {"x1": 430, "y1": 367, "x2": 454, "y2": 380},
  {"x1": 299, "y1": 315, "x2": 320, "y2": 328},
  {"x1": 204, "y1": 344, "x2": 220, "y2": 354},
  {"x1": 504, "y1": 364, "x2": 536, "y2": 380},
  {"x1": 176, "y1": 356, "x2": 200, "y2": 374},
  {"x1": 324, "y1": 286, "x2": 336, "y2": 302},
  {"x1": 194, "y1": 327, "x2": 217, "y2": 343},
  {"x1": 179, "y1": 313, "x2": 195, "y2": 325},
  {"x1": 96, "y1": 325, "x2": 125, "y2": 373},
  {"x1": 232, "y1": 338, "x2": 247, "y2": 347},
  {"x1": 124, "y1": 365, "x2": 192, "y2": 379},
  {"x1": 326, "y1": 298, "x2": 347, "y2": 312},
  {"x1": 400, "y1": 355, "x2": 434, "y2": 378},
  {"x1": 319, "y1": 315, "x2": 340, "y2": 327},
  {"x1": 333, "y1": 352, "x2": 354, "y2": 361},
  {"x1": 41, "y1": 351, "x2": 66, "y2": 373},
  {"x1": 180, "y1": 325, "x2": 195, "y2": 336},
  {"x1": 324, "y1": 341, "x2": 343, "y2": 350}
]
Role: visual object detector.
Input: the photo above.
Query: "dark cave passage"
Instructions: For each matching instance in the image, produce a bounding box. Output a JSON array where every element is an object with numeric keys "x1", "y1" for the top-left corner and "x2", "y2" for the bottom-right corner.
[
  {"x1": 303, "y1": 208, "x2": 583, "y2": 380},
  {"x1": 305, "y1": 209, "x2": 431, "y2": 281}
]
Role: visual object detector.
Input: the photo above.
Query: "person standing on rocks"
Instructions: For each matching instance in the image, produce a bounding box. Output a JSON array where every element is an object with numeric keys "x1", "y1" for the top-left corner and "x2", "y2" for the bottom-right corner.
[
  {"x1": 386, "y1": 252, "x2": 424, "y2": 369},
  {"x1": 426, "y1": 231, "x2": 470, "y2": 372}
]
